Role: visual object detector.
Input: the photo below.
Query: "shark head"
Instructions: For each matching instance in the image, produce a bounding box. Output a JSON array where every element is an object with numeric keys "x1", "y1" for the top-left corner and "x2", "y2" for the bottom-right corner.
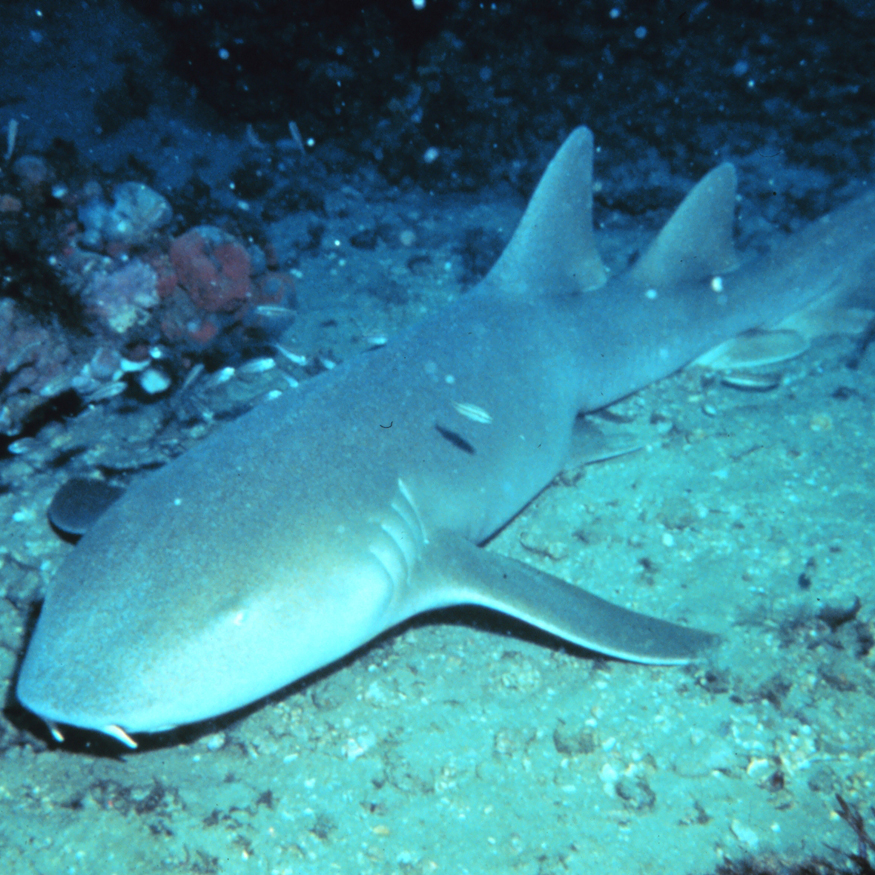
[
  {"x1": 17, "y1": 409, "x2": 426, "y2": 747},
  {"x1": 16, "y1": 538, "x2": 404, "y2": 746}
]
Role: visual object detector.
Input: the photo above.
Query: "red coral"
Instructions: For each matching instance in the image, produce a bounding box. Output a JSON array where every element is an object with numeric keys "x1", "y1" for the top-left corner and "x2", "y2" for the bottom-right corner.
[{"x1": 169, "y1": 229, "x2": 252, "y2": 313}]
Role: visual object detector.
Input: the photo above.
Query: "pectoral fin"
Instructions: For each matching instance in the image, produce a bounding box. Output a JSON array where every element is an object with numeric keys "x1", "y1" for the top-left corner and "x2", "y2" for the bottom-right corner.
[
  {"x1": 48, "y1": 478, "x2": 126, "y2": 537},
  {"x1": 417, "y1": 532, "x2": 718, "y2": 664}
]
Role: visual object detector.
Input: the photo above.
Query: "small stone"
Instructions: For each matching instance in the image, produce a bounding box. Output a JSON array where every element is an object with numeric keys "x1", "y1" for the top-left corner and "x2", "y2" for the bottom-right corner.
[
  {"x1": 730, "y1": 819, "x2": 760, "y2": 850},
  {"x1": 139, "y1": 367, "x2": 171, "y2": 395},
  {"x1": 553, "y1": 722, "x2": 596, "y2": 756}
]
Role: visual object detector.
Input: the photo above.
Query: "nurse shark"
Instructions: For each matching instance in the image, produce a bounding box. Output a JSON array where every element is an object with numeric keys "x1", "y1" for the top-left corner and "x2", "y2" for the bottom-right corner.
[{"x1": 16, "y1": 127, "x2": 875, "y2": 748}]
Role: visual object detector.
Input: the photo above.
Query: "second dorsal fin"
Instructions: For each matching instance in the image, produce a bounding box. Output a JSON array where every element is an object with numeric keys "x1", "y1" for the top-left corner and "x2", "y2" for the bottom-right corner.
[{"x1": 631, "y1": 163, "x2": 740, "y2": 289}]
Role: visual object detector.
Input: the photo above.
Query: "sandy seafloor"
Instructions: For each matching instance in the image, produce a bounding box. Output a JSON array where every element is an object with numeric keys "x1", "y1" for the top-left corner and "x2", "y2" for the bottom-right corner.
[{"x1": 0, "y1": 170, "x2": 873, "y2": 875}]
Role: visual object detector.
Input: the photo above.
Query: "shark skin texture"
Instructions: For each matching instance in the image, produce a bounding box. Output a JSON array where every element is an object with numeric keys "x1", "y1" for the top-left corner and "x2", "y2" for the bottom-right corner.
[{"x1": 16, "y1": 127, "x2": 875, "y2": 749}]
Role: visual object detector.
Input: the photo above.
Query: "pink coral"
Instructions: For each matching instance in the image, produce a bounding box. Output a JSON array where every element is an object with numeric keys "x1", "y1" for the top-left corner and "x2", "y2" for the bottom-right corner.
[
  {"x1": 0, "y1": 299, "x2": 72, "y2": 435},
  {"x1": 83, "y1": 260, "x2": 160, "y2": 334}
]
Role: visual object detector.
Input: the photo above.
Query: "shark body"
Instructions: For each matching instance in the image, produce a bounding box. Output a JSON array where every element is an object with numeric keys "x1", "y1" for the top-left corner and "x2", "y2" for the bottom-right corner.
[{"x1": 17, "y1": 127, "x2": 875, "y2": 747}]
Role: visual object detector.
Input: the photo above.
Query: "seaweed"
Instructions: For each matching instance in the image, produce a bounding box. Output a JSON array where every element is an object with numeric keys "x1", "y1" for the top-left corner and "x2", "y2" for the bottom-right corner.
[{"x1": 703, "y1": 796, "x2": 875, "y2": 875}]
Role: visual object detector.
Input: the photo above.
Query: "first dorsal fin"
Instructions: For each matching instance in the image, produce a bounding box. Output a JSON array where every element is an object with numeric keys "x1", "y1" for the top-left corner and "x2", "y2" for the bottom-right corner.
[
  {"x1": 631, "y1": 162, "x2": 740, "y2": 289},
  {"x1": 486, "y1": 126, "x2": 607, "y2": 297}
]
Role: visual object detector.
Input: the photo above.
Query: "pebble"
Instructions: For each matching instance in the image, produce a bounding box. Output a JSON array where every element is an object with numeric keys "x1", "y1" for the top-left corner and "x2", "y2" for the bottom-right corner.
[{"x1": 139, "y1": 367, "x2": 171, "y2": 395}]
